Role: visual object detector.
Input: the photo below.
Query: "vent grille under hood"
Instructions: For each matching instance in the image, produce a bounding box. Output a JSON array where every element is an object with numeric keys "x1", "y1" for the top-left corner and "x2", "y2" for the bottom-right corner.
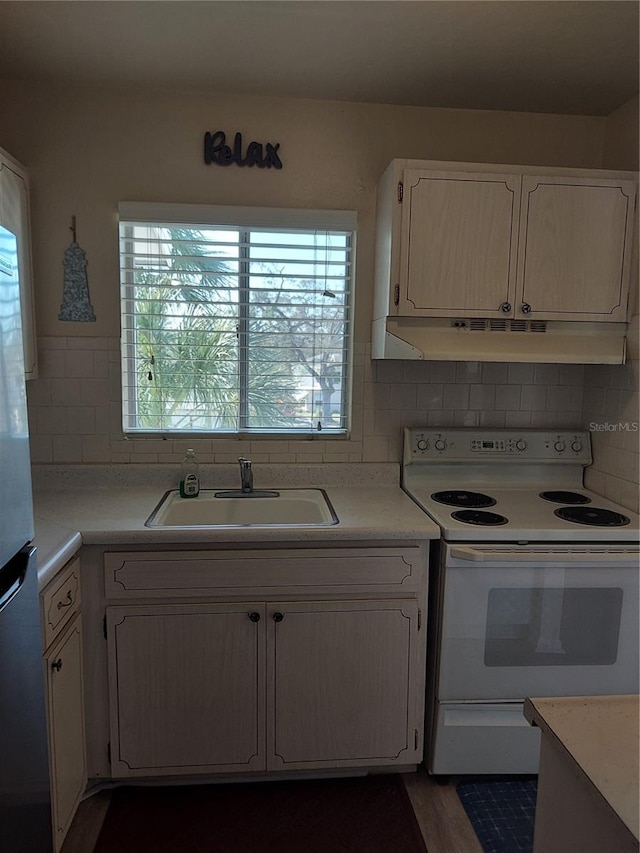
[
  {"x1": 372, "y1": 316, "x2": 627, "y2": 363},
  {"x1": 466, "y1": 319, "x2": 547, "y2": 333}
]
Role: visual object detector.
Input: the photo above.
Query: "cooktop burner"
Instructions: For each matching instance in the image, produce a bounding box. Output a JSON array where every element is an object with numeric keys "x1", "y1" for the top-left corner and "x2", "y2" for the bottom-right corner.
[
  {"x1": 539, "y1": 490, "x2": 591, "y2": 504},
  {"x1": 554, "y1": 507, "x2": 631, "y2": 527},
  {"x1": 451, "y1": 509, "x2": 509, "y2": 526},
  {"x1": 431, "y1": 490, "x2": 496, "y2": 508}
]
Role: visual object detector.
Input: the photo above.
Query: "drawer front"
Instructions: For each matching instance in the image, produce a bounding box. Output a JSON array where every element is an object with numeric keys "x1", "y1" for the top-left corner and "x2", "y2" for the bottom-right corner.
[
  {"x1": 42, "y1": 557, "x2": 81, "y2": 649},
  {"x1": 104, "y1": 547, "x2": 423, "y2": 599}
]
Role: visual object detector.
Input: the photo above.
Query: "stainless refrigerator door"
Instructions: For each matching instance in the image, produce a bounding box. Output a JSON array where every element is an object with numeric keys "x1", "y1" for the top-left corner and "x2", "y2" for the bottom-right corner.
[
  {"x1": 0, "y1": 545, "x2": 53, "y2": 852},
  {"x1": 0, "y1": 224, "x2": 34, "y2": 569}
]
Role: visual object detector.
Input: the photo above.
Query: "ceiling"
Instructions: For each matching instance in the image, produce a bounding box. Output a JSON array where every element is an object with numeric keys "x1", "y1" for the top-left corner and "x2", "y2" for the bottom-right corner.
[{"x1": 0, "y1": 1, "x2": 638, "y2": 116}]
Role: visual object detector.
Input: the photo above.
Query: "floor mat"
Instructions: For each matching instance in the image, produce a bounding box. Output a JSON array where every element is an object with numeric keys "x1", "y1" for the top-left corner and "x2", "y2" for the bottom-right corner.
[
  {"x1": 456, "y1": 778, "x2": 537, "y2": 853},
  {"x1": 94, "y1": 774, "x2": 428, "y2": 853}
]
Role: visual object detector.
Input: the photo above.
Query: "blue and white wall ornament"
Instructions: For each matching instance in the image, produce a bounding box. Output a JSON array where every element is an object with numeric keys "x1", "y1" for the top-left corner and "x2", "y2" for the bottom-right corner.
[{"x1": 59, "y1": 215, "x2": 96, "y2": 322}]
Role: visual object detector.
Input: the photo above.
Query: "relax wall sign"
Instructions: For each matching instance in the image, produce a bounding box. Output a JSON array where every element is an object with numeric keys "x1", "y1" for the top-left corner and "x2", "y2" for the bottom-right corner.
[{"x1": 204, "y1": 131, "x2": 283, "y2": 169}]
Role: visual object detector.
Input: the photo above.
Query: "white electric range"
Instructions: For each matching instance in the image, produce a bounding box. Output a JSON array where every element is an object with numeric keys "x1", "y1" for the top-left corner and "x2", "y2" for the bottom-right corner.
[{"x1": 401, "y1": 428, "x2": 640, "y2": 776}]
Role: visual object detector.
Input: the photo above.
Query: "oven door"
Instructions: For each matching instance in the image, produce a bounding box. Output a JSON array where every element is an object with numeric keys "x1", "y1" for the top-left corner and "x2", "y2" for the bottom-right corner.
[{"x1": 437, "y1": 544, "x2": 640, "y2": 701}]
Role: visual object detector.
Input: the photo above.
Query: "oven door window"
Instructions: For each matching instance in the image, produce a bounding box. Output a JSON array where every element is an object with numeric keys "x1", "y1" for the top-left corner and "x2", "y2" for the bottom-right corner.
[{"x1": 484, "y1": 587, "x2": 623, "y2": 667}]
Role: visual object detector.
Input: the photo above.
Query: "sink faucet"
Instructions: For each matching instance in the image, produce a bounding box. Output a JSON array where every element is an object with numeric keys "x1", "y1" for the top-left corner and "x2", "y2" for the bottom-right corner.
[{"x1": 238, "y1": 457, "x2": 253, "y2": 493}]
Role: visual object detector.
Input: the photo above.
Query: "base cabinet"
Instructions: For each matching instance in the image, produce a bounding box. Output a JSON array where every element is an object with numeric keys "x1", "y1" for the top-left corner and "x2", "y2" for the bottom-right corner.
[
  {"x1": 269, "y1": 600, "x2": 420, "y2": 769},
  {"x1": 106, "y1": 597, "x2": 422, "y2": 778},
  {"x1": 44, "y1": 614, "x2": 86, "y2": 852},
  {"x1": 107, "y1": 603, "x2": 265, "y2": 776},
  {"x1": 40, "y1": 555, "x2": 86, "y2": 852}
]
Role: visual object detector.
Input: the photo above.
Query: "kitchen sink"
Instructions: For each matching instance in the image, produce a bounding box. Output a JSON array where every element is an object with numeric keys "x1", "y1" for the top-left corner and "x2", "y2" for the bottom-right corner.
[{"x1": 145, "y1": 488, "x2": 339, "y2": 528}]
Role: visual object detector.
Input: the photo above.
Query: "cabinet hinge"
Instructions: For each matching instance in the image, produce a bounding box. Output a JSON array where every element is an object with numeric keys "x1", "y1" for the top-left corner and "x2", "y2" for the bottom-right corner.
[
  {"x1": 393, "y1": 284, "x2": 400, "y2": 306},
  {"x1": 397, "y1": 181, "x2": 403, "y2": 204},
  {"x1": 418, "y1": 608, "x2": 422, "y2": 631},
  {"x1": 103, "y1": 615, "x2": 107, "y2": 639},
  {"x1": 415, "y1": 729, "x2": 419, "y2": 750}
]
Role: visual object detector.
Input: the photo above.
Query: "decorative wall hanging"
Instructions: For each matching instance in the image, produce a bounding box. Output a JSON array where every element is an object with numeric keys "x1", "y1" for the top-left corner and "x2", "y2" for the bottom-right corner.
[
  {"x1": 59, "y1": 215, "x2": 96, "y2": 322},
  {"x1": 204, "y1": 131, "x2": 283, "y2": 169}
]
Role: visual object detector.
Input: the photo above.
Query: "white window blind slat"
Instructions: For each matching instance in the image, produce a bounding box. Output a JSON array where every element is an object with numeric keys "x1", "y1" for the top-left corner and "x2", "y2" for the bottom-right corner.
[{"x1": 119, "y1": 207, "x2": 354, "y2": 436}]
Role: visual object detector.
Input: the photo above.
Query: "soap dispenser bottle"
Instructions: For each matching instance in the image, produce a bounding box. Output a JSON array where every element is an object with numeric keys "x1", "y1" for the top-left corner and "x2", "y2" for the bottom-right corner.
[{"x1": 179, "y1": 449, "x2": 200, "y2": 498}]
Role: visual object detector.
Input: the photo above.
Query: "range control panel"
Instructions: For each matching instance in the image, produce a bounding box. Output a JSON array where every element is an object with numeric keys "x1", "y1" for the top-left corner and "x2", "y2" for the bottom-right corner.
[{"x1": 404, "y1": 429, "x2": 592, "y2": 464}]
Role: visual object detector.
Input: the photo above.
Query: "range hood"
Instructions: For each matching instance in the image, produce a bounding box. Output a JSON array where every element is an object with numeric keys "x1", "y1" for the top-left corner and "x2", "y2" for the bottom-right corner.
[{"x1": 372, "y1": 317, "x2": 627, "y2": 364}]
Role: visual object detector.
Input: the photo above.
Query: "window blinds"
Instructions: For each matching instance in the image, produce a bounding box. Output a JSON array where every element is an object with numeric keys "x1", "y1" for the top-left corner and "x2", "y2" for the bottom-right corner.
[{"x1": 119, "y1": 204, "x2": 355, "y2": 435}]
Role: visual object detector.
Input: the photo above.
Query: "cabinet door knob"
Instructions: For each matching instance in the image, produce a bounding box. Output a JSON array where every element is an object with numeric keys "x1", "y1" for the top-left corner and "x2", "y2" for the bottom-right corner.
[
  {"x1": 273, "y1": 612, "x2": 284, "y2": 623},
  {"x1": 51, "y1": 658, "x2": 63, "y2": 672},
  {"x1": 521, "y1": 302, "x2": 532, "y2": 314},
  {"x1": 248, "y1": 612, "x2": 261, "y2": 622},
  {"x1": 500, "y1": 302, "x2": 511, "y2": 313}
]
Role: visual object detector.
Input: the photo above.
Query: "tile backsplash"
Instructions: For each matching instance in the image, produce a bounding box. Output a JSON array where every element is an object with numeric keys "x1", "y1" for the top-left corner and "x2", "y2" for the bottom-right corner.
[
  {"x1": 29, "y1": 334, "x2": 640, "y2": 512},
  {"x1": 583, "y1": 360, "x2": 640, "y2": 513},
  {"x1": 27, "y1": 336, "x2": 585, "y2": 467}
]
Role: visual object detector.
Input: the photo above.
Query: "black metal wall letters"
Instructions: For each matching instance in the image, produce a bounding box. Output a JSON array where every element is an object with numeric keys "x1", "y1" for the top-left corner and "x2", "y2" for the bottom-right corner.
[{"x1": 204, "y1": 131, "x2": 283, "y2": 169}]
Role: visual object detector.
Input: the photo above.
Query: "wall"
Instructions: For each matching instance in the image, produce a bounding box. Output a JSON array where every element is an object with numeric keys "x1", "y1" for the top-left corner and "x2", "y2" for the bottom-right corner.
[
  {"x1": 0, "y1": 81, "x2": 606, "y2": 466},
  {"x1": 582, "y1": 95, "x2": 639, "y2": 512}
]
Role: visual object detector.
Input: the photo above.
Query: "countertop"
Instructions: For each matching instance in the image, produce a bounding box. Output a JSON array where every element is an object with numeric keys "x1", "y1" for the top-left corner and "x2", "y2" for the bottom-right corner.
[
  {"x1": 33, "y1": 516, "x2": 82, "y2": 591},
  {"x1": 31, "y1": 464, "x2": 439, "y2": 588},
  {"x1": 524, "y1": 695, "x2": 640, "y2": 842}
]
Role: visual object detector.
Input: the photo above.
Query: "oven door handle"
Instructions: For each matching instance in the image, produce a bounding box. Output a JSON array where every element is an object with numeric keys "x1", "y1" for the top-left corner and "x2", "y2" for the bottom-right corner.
[{"x1": 449, "y1": 546, "x2": 637, "y2": 563}]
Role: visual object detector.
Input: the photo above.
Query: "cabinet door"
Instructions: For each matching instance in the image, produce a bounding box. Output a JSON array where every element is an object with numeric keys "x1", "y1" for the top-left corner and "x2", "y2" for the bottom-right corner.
[
  {"x1": 267, "y1": 599, "x2": 421, "y2": 770},
  {"x1": 46, "y1": 615, "x2": 86, "y2": 853},
  {"x1": 107, "y1": 603, "x2": 265, "y2": 777},
  {"x1": 399, "y1": 169, "x2": 521, "y2": 317},
  {"x1": 517, "y1": 176, "x2": 636, "y2": 321},
  {"x1": 0, "y1": 154, "x2": 37, "y2": 377}
]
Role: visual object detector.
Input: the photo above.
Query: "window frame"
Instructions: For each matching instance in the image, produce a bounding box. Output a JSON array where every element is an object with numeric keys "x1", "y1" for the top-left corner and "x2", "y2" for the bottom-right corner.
[{"x1": 118, "y1": 202, "x2": 357, "y2": 438}]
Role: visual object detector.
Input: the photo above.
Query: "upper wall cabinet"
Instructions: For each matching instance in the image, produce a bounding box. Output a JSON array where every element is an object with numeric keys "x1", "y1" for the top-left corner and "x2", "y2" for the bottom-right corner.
[
  {"x1": 517, "y1": 175, "x2": 635, "y2": 321},
  {"x1": 373, "y1": 159, "x2": 638, "y2": 362},
  {"x1": 0, "y1": 147, "x2": 37, "y2": 378},
  {"x1": 397, "y1": 169, "x2": 522, "y2": 319}
]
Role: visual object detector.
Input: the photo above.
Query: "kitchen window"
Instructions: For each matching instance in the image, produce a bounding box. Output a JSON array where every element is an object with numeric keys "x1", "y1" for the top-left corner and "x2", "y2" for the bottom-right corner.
[{"x1": 119, "y1": 203, "x2": 355, "y2": 436}]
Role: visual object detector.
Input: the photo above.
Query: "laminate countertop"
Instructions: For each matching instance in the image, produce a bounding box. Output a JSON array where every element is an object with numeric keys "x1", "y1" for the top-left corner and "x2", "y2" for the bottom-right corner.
[
  {"x1": 33, "y1": 516, "x2": 82, "y2": 591},
  {"x1": 31, "y1": 464, "x2": 440, "y2": 590},
  {"x1": 524, "y1": 695, "x2": 640, "y2": 844}
]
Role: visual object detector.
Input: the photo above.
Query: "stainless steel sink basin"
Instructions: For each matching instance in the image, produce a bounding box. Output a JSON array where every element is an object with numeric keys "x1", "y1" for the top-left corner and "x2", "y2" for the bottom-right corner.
[{"x1": 145, "y1": 488, "x2": 339, "y2": 528}]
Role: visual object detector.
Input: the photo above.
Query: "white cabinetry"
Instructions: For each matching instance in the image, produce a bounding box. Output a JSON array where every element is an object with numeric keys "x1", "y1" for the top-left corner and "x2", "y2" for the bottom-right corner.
[
  {"x1": 373, "y1": 159, "x2": 637, "y2": 363},
  {"x1": 518, "y1": 175, "x2": 635, "y2": 321},
  {"x1": 268, "y1": 599, "x2": 419, "y2": 770},
  {"x1": 0, "y1": 147, "x2": 37, "y2": 378},
  {"x1": 107, "y1": 603, "x2": 265, "y2": 775},
  {"x1": 40, "y1": 556, "x2": 86, "y2": 852},
  {"x1": 396, "y1": 169, "x2": 521, "y2": 319},
  {"x1": 104, "y1": 546, "x2": 426, "y2": 779}
]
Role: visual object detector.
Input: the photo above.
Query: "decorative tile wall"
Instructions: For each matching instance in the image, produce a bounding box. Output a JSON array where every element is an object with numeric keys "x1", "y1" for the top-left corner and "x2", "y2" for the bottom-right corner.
[
  {"x1": 582, "y1": 360, "x2": 640, "y2": 513},
  {"x1": 26, "y1": 336, "x2": 584, "y2": 467}
]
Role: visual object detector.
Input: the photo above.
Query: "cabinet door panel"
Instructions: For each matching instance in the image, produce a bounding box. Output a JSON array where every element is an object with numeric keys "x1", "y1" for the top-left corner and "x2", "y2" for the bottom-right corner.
[
  {"x1": 518, "y1": 176, "x2": 636, "y2": 320},
  {"x1": 108, "y1": 604, "x2": 265, "y2": 776},
  {"x1": 400, "y1": 170, "x2": 520, "y2": 317},
  {"x1": 268, "y1": 600, "x2": 420, "y2": 769},
  {"x1": 46, "y1": 616, "x2": 86, "y2": 852},
  {"x1": 0, "y1": 156, "x2": 37, "y2": 377}
]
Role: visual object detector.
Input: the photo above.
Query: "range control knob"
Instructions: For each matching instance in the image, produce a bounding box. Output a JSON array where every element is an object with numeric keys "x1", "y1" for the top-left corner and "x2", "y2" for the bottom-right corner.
[
  {"x1": 554, "y1": 440, "x2": 566, "y2": 453},
  {"x1": 571, "y1": 440, "x2": 583, "y2": 453},
  {"x1": 434, "y1": 438, "x2": 447, "y2": 452},
  {"x1": 416, "y1": 439, "x2": 429, "y2": 452},
  {"x1": 515, "y1": 439, "x2": 528, "y2": 452}
]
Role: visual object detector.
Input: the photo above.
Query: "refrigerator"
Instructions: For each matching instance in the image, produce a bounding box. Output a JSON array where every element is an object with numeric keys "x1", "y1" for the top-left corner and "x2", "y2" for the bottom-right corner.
[{"x1": 0, "y1": 224, "x2": 52, "y2": 852}]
